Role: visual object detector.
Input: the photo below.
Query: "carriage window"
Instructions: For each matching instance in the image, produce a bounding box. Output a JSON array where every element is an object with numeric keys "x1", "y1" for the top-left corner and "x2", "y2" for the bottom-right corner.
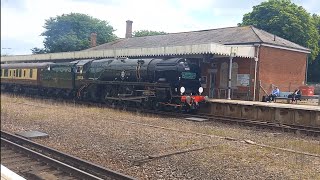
[
  {"x1": 29, "y1": 69, "x2": 33, "y2": 78},
  {"x1": 19, "y1": 69, "x2": 22, "y2": 77},
  {"x1": 9, "y1": 70, "x2": 12, "y2": 77},
  {"x1": 23, "y1": 70, "x2": 26, "y2": 77},
  {"x1": 4, "y1": 69, "x2": 8, "y2": 77},
  {"x1": 13, "y1": 70, "x2": 16, "y2": 77},
  {"x1": 77, "y1": 66, "x2": 81, "y2": 73}
]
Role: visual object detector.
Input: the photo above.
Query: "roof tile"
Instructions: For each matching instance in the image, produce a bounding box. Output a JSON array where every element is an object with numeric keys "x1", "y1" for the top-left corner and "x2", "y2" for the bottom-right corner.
[{"x1": 87, "y1": 26, "x2": 309, "y2": 52}]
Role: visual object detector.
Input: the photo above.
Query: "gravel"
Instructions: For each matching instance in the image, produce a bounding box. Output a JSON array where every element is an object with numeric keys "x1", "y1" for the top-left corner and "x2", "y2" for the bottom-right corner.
[{"x1": 1, "y1": 94, "x2": 320, "y2": 180}]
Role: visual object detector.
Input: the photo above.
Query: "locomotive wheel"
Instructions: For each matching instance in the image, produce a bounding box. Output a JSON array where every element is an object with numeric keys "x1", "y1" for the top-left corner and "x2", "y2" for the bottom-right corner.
[
  {"x1": 118, "y1": 101, "x2": 128, "y2": 110},
  {"x1": 153, "y1": 102, "x2": 162, "y2": 110}
]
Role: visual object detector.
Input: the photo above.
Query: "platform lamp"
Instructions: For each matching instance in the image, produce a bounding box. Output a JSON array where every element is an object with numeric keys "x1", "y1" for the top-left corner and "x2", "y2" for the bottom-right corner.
[{"x1": 227, "y1": 51, "x2": 236, "y2": 100}]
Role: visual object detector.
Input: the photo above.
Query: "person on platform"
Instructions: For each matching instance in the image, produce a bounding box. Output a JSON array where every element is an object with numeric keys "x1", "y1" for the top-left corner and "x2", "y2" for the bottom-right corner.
[
  {"x1": 291, "y1": 88, "x2": 301, "y2": 103},
  {"x1": 268, "y1": 86, "x2": 280, "y2": 102}
]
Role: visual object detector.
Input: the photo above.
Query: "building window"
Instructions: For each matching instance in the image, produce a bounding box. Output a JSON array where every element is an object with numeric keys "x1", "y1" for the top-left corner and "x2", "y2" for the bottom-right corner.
[
  {"x1": 220, "y1": 62, "x2": 228, "y2": 88},
  {"x1": 231, "y1": 63, "x2": 238, "y2": 87},
  {"x1": 219, "y1": 62, "x2": 238, "y2": 88}
]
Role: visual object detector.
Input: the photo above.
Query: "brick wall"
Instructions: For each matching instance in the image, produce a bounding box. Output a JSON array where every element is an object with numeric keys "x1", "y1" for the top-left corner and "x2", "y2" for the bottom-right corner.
[{"x1": 258, "y1": 46, "x2": 308, "y2": 98}]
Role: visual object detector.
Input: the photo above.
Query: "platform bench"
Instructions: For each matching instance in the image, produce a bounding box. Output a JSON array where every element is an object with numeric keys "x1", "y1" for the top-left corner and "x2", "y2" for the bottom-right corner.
[
  {"x1": 274, "y1": 92, "x2": 292, "y2": 103},
  {"x1": 275, "y1": 93, "x2": 319, "y2": 105}
]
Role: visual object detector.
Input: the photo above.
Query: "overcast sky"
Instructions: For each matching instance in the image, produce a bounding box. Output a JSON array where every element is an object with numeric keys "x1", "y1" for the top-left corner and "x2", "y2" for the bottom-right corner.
[{"x1": 1, "y1": 0, "x2": 319, "y2": 55}]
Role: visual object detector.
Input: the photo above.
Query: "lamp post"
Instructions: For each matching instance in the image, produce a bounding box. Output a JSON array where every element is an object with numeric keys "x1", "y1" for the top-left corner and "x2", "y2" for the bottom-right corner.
[{"x1": 227, "y1": 52, "x2": 235, "y2": 100}]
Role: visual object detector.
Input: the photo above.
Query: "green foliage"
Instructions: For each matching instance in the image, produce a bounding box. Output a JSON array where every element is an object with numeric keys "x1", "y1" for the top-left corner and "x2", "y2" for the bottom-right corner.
[
  {"x1": 308, "y1": 58, "x2": 320, "y2": 82},
  {"x1": 31, "y1": 47, "x2": 47, "y2": 54},
  {"x1": 240, "y1": 0, "x2": 320, "y2": 61},
  {"x1": 32, "y1": 13, "x2": 117, "y2": 54},
  {"x1": 313, "y1": 14, "x2": 320, "y2": 31},
  {"x1": 133, "y1": 30, "x2": 167, "y2": 37},
  {"x1": 307, "y1": 14, "x2": 320, "y2": 82}
]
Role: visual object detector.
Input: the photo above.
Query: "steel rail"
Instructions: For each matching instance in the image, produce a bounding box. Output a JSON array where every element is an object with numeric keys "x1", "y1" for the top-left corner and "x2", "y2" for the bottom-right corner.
[{"x1": 1, "y1": 130, "x2": 136, "y2": 180}]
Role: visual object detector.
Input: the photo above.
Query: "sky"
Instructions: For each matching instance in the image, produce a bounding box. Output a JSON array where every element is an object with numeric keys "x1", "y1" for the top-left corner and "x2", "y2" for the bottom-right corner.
[{"x1": 1, "y1": 0, "x2": 319, "y2": 55}]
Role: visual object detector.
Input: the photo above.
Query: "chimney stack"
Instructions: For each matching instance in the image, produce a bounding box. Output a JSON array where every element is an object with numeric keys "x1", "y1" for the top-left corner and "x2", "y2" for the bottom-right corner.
[
  {"x1": 90, "y1": 33, "x2": 97, "y2": 47},
  {"x1": 125, "y1": 20, "x2": 133, "y2": 38}
]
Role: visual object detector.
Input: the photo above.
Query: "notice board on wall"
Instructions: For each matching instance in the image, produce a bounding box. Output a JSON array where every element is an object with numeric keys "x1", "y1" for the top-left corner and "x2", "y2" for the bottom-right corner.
[{"x1": 237, "y1": 74, "x2": 250, "y2": 86}]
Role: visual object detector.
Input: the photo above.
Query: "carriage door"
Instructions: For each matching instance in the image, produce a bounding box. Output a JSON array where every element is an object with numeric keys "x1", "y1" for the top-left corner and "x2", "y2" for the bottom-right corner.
[
  {"x1": 208, "y1": 67, "x2": 217, "y2": 98},
  {"x1": 209, "y1": 72, "x2": 216, "y2": 98}
]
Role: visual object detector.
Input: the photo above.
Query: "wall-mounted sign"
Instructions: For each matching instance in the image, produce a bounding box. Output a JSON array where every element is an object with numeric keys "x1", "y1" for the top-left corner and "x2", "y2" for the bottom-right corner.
[{"x1": 237, "y1": 74, "x2": 250, "y2": 86}]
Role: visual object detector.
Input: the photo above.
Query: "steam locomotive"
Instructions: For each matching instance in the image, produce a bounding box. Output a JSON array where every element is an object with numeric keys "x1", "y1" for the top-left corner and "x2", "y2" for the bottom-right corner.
[{"x1": 1, "y1": 58, "x2": 207, "y2": 111}]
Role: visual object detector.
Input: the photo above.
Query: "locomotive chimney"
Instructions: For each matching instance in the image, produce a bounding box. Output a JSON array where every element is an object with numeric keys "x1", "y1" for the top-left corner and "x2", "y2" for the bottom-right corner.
[
  {"x1": 90, "y1": 33, "x2": 97, "y2": 47},
  {"x1": 125, "y1": 20, "x2": 133, "y2": 38}
]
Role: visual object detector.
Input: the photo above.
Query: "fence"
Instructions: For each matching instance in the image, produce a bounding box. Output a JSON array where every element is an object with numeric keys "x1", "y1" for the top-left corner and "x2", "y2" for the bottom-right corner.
[{"x1": 307, "y1": 83, "x2": 320, "y2": 95}]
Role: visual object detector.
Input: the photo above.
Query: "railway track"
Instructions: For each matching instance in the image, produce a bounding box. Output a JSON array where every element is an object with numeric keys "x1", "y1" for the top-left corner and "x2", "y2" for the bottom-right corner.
[
  {"x1": 54, "y1": 101, "x2": 320, "y2": 136},
  {"x1": 1, "y1": 130, "x2": 136, "y2": 180},
  {"x1": 189, "y1": 113, "x2": 320, "y2": 136},
  {"x1": 4, "y1": 93, "x2": 320, "y2": 136}
]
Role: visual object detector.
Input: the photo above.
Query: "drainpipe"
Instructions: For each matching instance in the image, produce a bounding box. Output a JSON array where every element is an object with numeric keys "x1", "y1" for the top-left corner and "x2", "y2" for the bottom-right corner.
[
  {"x1": 227, "y1": 52, "x2": 234, "y2": 100},
  {"x1": 253, "y1": 45, "x2": 260, "y2": 101},
  {"x1": 305, "y1": 56, "x2": 308, "y2": 84}
]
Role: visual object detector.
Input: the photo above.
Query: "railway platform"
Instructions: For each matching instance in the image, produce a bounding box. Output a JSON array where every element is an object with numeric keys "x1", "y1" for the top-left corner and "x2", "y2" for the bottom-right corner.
[
  {"x1": 201, "y1": 99, "x2": 320, "y2": 128},
  {"x1": 1, "y1": 165, "x2": 26, "y2": 180}
]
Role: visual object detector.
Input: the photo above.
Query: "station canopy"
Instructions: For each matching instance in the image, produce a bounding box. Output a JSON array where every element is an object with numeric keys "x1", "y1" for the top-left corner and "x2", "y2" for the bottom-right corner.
[{"x1": 1, "y1": 43, "x2": 255, "y2": 63}]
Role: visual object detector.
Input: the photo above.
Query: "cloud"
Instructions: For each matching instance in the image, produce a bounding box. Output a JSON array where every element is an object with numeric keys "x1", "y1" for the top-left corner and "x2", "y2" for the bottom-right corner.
[
  {"x1": 1, "y1": 0, "x2": 27, "y2": 11},
  {"x1": 293, "y1": 0, "x2": 320, "y2": 14},
  {"x1": 1, "y1": 0, "x2": 319, "y2": 55}
]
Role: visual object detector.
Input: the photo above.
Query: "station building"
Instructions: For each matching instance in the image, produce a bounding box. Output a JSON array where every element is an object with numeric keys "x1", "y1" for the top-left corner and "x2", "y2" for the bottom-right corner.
[
  {"x1": 1, "y1": 21, "x2": 310, "y2": 101},
  {"x1": 87, "y1": 21, "x2": 310, "y2": 100}
]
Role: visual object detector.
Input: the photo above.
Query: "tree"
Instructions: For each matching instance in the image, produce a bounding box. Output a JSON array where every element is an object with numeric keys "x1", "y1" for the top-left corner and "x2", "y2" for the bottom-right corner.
[
  {"x1": 240, "y1": 0, "x2": 320, "y2": 61},
  {"x1": 32, "y1": 13, "x2": 117, "y2": 54},
  {"x1": 133, "y1": 30, "x2": 167, "y2": 37},
  {"x1": 307, "y1": 14, "x2": 320, "y2": 82},
  {"x1": 31, "y1": 47, "x2": 47, "y2": 54}
]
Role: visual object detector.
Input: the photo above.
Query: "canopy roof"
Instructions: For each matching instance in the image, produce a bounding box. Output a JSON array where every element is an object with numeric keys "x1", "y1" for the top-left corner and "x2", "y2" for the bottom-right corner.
[{"x1": 1, "y1": 43, "x2": 255, "y2": 63}]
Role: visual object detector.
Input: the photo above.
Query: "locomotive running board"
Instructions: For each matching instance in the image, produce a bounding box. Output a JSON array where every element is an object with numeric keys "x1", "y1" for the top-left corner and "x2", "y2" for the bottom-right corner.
[
  {"x1": 159, "y1": 102, "x2": 182, "y2": 107},
  {"x1": 105, "y1": 96, "x2": 148, "y2": 103},
  {"x1": 81, "y1": 79, "x2": 171, "y2": 87}
]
